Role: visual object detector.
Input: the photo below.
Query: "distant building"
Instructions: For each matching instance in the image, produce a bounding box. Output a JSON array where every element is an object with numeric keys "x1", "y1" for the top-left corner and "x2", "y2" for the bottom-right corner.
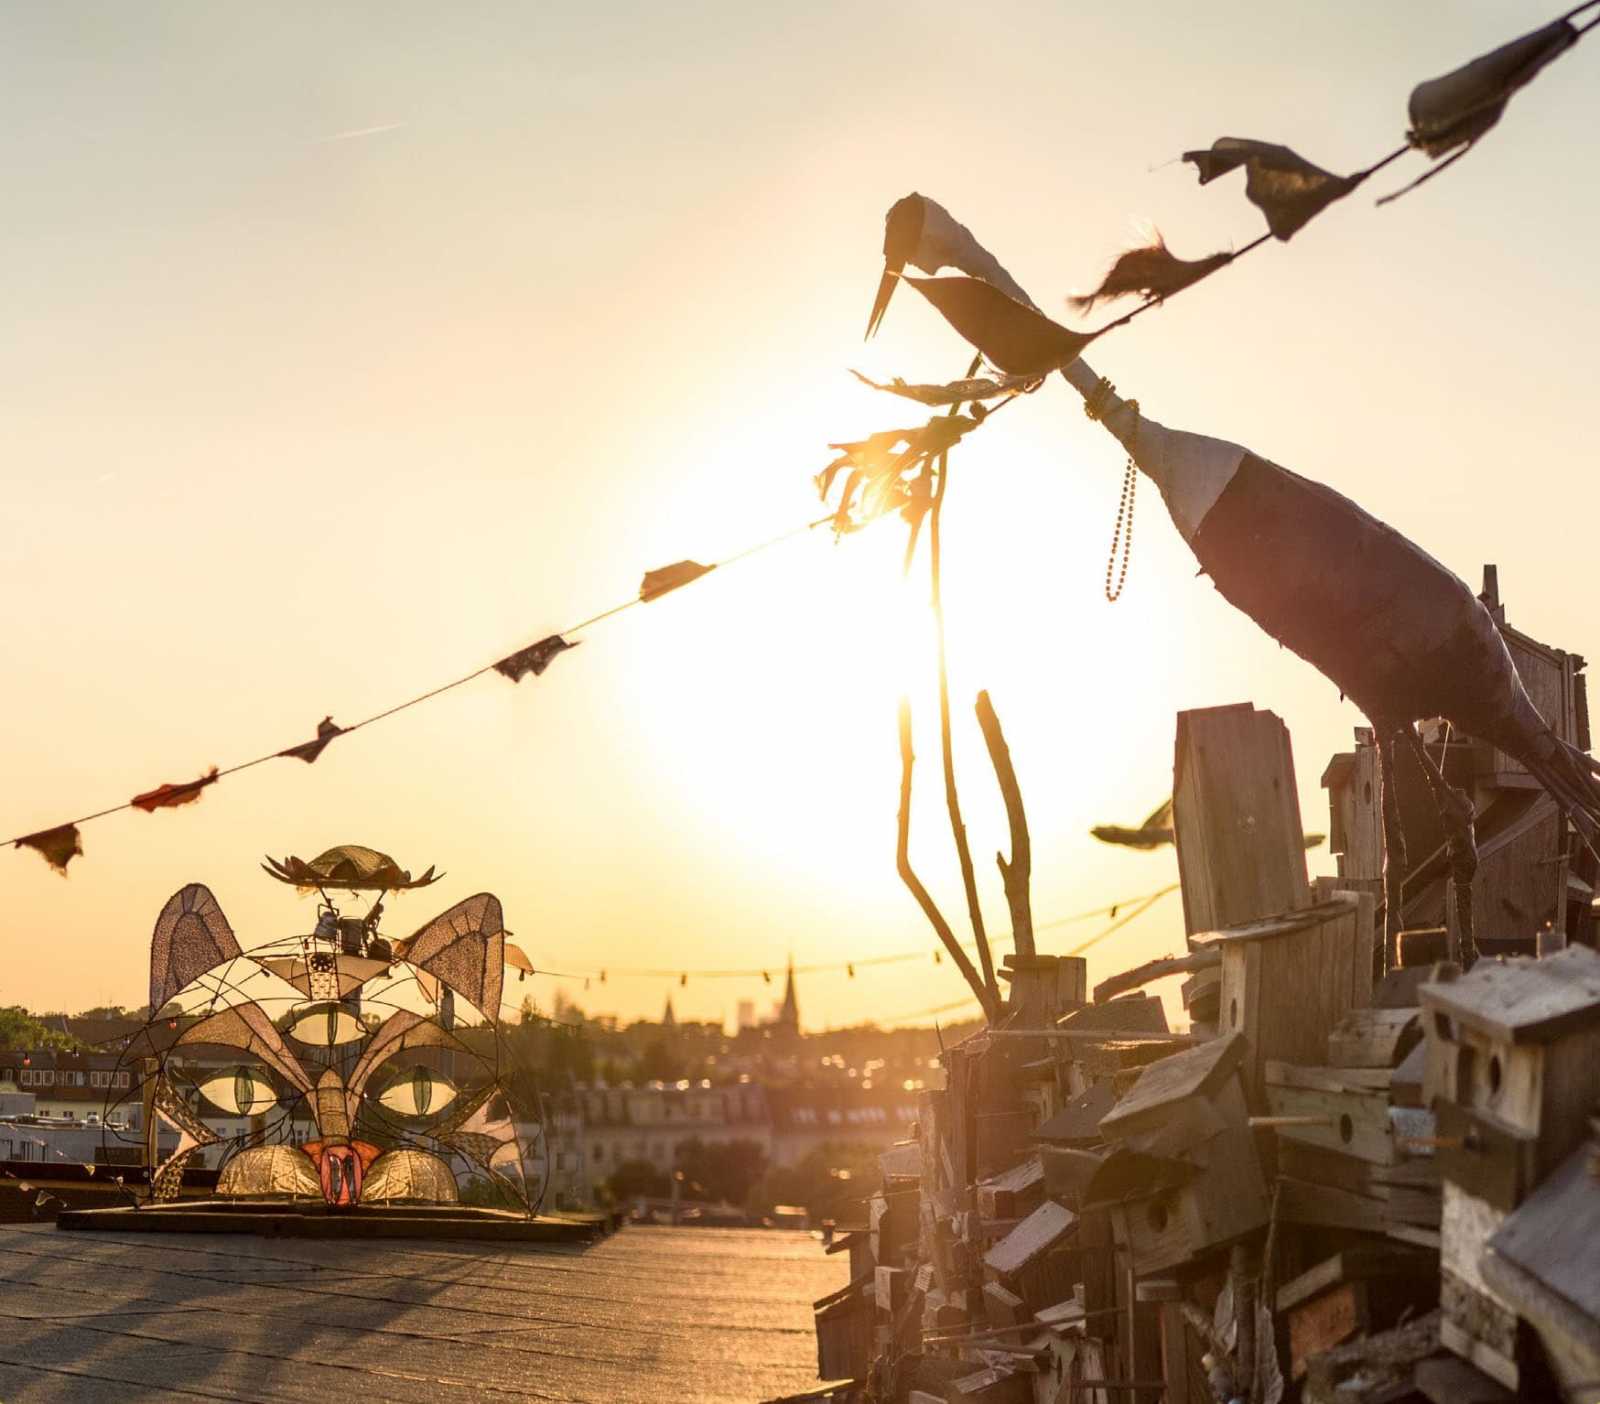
[
  {"x1": 574, "y1": 1081, "x2": 769, "y2": 1197},
  {"x1": 764, "y1": 1084, "x2": 919, "y2": 1167}
]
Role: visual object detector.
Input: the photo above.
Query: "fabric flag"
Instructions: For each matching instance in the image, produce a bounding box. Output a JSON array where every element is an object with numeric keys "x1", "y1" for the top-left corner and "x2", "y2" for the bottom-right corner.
[
  {"x1": 131, "y1": 766, "x2": 219, "y2": 813},
  {"x1": 849, "y1": 369, "x2": 1037, "y2": 407},
  {"x1": 149, "y1": 883, "x2": 243, "y2": 1014},
  {"x1": 869, "y1": 192, "x2": 1037, "y2": 337},
  {"x1": 279, "y1": 716, "x2": 345, "y2": 764},
  {"x1": 818, "y1": 415, "x2": 980, "y2": 534},
  {"x1": 493, "y1": 634, "x2": 579, "y2": 683},
  {"x1": 640, "y1": 560, "x2": 714, "y2": 603},
  {"x1": 14, "y1": 823, "x2": 82, "y2": 876},
  {"x1": 1070, "y1": 234, "x2": 1233, "y2": 311},
  {"x1": 1182, "y1": 139, "x2": 1361, "y2": 240},
  {"x1": 906, "y1": 277, "x2": 1098, "y2": 377},
  {"x1": 1407, "y1": 19, "x2": 1578, "y2": 159}
]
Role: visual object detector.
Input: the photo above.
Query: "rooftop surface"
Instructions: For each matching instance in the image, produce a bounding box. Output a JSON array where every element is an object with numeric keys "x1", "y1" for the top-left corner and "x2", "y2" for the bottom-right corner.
[{"x1": 0, "y1": 1222, "x2": 845, "y2": 1403}]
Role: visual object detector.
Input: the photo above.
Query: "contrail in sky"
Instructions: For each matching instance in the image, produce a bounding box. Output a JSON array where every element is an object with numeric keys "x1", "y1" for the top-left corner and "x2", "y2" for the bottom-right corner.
[{"x1": 314, "y1": 122, "x2": 407, "y2": 144}]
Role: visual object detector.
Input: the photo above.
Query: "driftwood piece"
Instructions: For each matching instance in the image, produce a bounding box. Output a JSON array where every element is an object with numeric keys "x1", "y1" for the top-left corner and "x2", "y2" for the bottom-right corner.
[
  {"x1": 897, "y1": 700, "x2": 1000, "y2": 1022},
  {"x1": 1094, "y1": 949, "x2": 1219, "y2": 1005},
  {"x1": 976, "y1": 690, "x2": 1034, "y2": 958}
]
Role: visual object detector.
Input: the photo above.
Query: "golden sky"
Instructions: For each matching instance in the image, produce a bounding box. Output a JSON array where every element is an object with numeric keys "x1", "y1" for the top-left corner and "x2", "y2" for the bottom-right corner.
[{"x1": 3, "y1": 2, "x2": 1597, "y2": 1030}]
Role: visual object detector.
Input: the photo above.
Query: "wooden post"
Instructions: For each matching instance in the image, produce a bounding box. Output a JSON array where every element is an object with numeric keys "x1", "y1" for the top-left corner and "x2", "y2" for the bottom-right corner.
[{"x1": 1173, "y1": 705, "x2": 1311, "y2": 944}]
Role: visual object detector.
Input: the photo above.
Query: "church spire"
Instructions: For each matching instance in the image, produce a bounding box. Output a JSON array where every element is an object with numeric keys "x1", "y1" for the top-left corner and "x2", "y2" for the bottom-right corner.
[
  {"x1": 777, "y1": 957, "x2": 800, "y2": 1033},
  {"x1": 662, "y1": 993, "x2": 677, "y2": 1028}
]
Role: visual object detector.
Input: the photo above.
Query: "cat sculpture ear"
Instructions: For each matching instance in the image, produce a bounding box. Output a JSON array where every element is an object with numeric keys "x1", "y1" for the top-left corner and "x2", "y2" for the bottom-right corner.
[{"x1": 149, "y1": 884, "x2": 242, "y2": 1015}]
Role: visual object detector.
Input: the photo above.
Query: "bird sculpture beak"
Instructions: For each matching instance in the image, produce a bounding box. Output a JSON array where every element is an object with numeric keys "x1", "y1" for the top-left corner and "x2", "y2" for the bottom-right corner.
[{"x1": 865, "y1": 263, "x2": 902, "y2": 340}]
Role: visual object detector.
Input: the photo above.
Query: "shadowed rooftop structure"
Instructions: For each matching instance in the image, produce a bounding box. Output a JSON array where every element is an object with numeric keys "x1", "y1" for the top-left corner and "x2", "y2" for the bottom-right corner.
[{"x1": 0, "y1": 1223, "x2": 844, "y2": 1403}]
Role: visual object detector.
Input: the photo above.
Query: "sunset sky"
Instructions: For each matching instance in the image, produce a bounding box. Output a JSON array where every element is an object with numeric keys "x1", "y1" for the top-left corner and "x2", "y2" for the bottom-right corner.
[{"x1": 4, "y1": 2, "x2": 1597, "y2": 1031}]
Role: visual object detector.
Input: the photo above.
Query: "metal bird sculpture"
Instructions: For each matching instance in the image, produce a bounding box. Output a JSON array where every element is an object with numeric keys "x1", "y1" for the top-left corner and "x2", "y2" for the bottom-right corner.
[
  {"x1": 866, "y1": 193, "x2": 1037, "y2": 339},
  {"x1": 873, "y1": 194, "x2": 1600, "y2": 969},
  {"x1": 1092, "y1": 797, "x2": 1323, "y2": 852},
  {"x1": 1091, "y1": 797, "x2": 1176, "y2": 850}
]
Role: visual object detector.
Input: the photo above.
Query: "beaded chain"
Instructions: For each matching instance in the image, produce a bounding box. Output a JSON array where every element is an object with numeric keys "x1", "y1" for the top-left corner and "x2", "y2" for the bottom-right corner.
[
  {"x1": 1104, "y1": 457, "x2": 1136, "y2": 602},
  {"x1": 1082, "y1": 377, "x2": 1138, "y2": 603}
]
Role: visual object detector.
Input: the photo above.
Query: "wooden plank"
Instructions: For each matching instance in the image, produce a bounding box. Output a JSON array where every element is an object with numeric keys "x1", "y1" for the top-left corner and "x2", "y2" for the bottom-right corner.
[
  {"x1": 1288, "y1": 1281, "x2": 1368, "y2": 1380},
  {"x1": 1217, "y1": 897, "x2": 1373, "y2": 1101},
  {"x1": 1264, "y1": 1083, "x2": 1396, "y2": 1165},
  {"x1": 1276, "y1": 1246, "x2": 1434, "y2": 1314},
  {"x1": 1265, "y1": 1061, "x2": 1392, "y2": 1093},
  {"x1": 1275, "y1": 1177, "x2": 1391, "y2": 1234},
  {"x1": 982, "y1": 1201, "x2": 1075, "y2": 1278},
  {"x1": 1420, "y1": 944, "x2": 1600, "y2": 1044},
  {"x1": 1173, "y1": 704, "x2": 1312, "y2": 940},
  {"x1": 1191, "y1": 895, "x2": 1358, "y2": 948},
  {"x1": 1327, "y1": 1008, "x2": 1423, "y2": 1068}
]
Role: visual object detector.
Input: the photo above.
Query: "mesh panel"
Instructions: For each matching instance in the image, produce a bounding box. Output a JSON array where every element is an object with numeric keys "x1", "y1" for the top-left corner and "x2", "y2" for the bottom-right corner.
[
  {"x1": 149, "y1": 884, "x2": 242, "y2": 1013},
  {"x1": 362, "y1": 1149, "x2": 459, "y2": 1204},
  {"x1": 216, "y1": 1145, "x2": 322, "y2": 1198},
  {"x1": 435, "y1": 1084, "x2": 525, "y2": 1203},
  {"x1": 346, "y1": 1010, "x2": 465, "y2": 1111},
  {"x1": 400, "y1": 893, "x2": 505, "y2": 1021},
  {"x1": 177, "y1": 1003, "x2": 312, "y2": 1096},
  {"x1": 314, "y1": 1068, "x2": 352, "y2": 1143},
  {"x1": 259, "y1": 954, "x2": 389, "y2": 1001},
  {"x1": 150, "y1": 1078, "x2": 221, "y2": 1202}
]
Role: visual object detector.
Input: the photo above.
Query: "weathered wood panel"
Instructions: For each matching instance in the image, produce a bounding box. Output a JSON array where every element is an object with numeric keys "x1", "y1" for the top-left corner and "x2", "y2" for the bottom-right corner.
[{"x1": 1173, "y1": 704, "x2": 1311, "y2": 939}]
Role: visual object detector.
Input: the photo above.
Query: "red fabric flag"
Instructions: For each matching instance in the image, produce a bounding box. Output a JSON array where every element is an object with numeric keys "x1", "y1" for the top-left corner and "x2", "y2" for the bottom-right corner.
[{"x1": 131, "y1": 767, "x2": 219, "y2": 813}]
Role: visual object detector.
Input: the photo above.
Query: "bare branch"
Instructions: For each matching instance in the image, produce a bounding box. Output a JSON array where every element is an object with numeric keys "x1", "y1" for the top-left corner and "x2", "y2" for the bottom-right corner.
[
  {"x1": 975, "y1": 689, "x2": 1034, "y2": 958},
  {"x1": 928, "y1": 453, "x2": 1000, "y2": 1011},
  {"x1": 897, "y1": 698, "x2": 1000, "y2": 1024}
]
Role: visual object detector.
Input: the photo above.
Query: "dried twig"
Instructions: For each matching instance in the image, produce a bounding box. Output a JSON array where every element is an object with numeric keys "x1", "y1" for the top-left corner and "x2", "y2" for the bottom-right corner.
[
  {"x1": 975, "y1": 689, "x2": 1034, "y2": 958},
  {"x1": 897, "y1": 699, "x2": 1001, "y2": 1023}
]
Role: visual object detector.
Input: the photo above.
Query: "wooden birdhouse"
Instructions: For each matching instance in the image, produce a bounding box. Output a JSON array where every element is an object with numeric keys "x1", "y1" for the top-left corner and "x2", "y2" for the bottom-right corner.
[
  {"x1": 1421, "y1": 944, "x2": 1600, "y2": 1392},
  {"x1": 1421, "y1": 945, "x2": 1600, "y2": 1181},
  {"x1": 1088, "y1": 1034, "x2": 1268, "y2": 1275},
  {"x1": 1191, "y1": 893, "x2": 1375, "y2": 1103}
]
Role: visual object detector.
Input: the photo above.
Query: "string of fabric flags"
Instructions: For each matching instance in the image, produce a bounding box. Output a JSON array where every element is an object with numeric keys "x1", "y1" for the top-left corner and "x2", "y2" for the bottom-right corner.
[
  {"x1": 15, "y1": 11, "x2": 1579, "y2": 879},
  {"x1": 852, "y1": 5, "x2": 1598, "y2": 398},
  {"x1": 5, "y1": 518, "x2": 830, "y2": 876},
  {"x1": 520, "y1": 883, "x2": 1180, "y2": 990},
  {"x1": 822, "y1": 4, "x2": 1600, "y2": 578}
]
